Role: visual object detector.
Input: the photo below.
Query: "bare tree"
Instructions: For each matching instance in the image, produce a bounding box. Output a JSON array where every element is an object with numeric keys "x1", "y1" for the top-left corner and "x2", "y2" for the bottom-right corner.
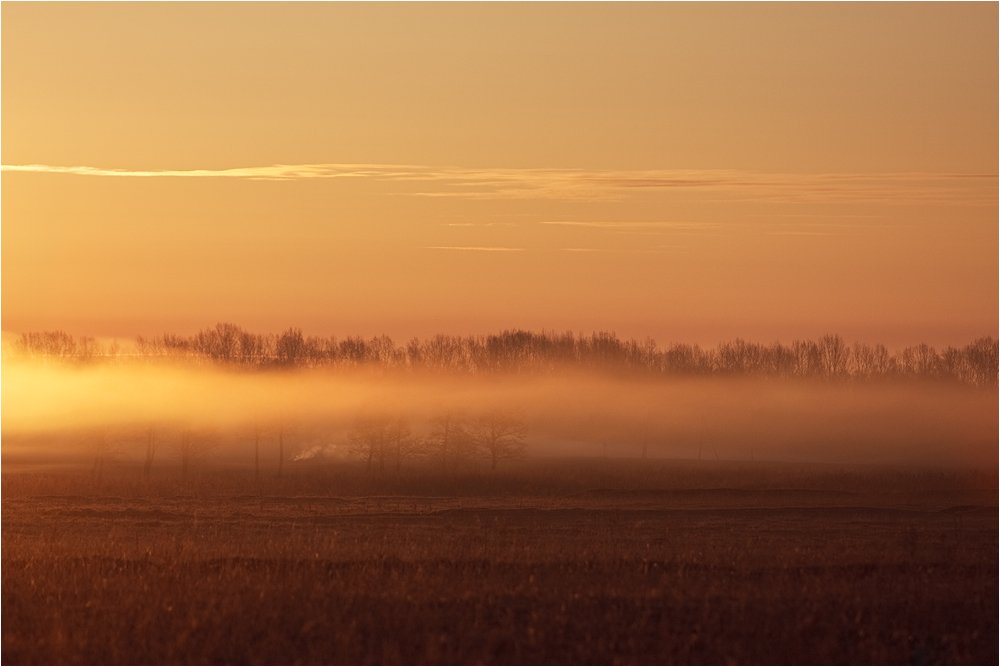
[
  {"x1": 899, "y1": 343, "x2": 941, "y2": 379},
  {"x1": 387, "y1": 417, "x2": 419, "y2": 474},
  {"x1": 276, "y1": 328, "x2": 307, "y2": 367},
  {"x1": 174, "y1": 427, "x2": 216, "y2": 480},
  {"x1": 346, "y1": 413, "x2": 418, "y2": 474},
  {"x1": 819, "y1": 334, "x2": 849, "y2": 378},
  {"x1": 958, "y1": 337, "x2": 999, "y2": 388},
  {"x1": 472, "y1": 409, "x2": 527, "y2": 471},
  {"x1": 277, "y1": 422, "x2": 286, "y2": 479},
  {"x1": 176, "y1": 429, "x2": 196, "y2": 480},
  {"x1": 249, "y1": 421, "x2": 265, "y2": 482},
  {"x1": 427, "y1": 412, "x2": 474, "y2": 471},
  {"x1": 349, "y1": 414, "x2": 389, "y2": 474},
  {"x1": 16, "y1": 323, "x2": 997, "y2": 386},
  {"x1": 142, "y1": 424, "x2": 157, "y2": 480},
  {"x1": 87, "y1": 426, "x2": 116, "y2": 482}
]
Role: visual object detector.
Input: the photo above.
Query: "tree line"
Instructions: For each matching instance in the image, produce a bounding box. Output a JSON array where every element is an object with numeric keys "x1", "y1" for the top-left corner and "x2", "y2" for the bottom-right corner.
[
  {"x1": 347, "y1": 410, "x2": 526, "y2": 474},
  {"x1": 9, "y1": 323, "x2": 998, "y2": 388},
  {"x1": 80, "y1": 409, "x2": 528, "y2": 481}
]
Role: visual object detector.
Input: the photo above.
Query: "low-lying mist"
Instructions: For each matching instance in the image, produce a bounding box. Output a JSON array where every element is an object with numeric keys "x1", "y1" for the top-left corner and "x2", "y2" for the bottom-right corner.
[{"x1": 2, "y1": 358, "x2": 996, "y2": 471}]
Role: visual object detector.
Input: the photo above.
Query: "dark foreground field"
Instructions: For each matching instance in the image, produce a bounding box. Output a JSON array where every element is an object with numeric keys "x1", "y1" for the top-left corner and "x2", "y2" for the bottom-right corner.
[{"x1": 3, "y1": 460, "x2": 997, "y2": 665}]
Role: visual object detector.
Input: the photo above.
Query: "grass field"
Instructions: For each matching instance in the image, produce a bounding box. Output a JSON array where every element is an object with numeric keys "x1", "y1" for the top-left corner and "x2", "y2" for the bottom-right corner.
[{"x1": 3, "y1": 459, "x2": 997, "y2": 665}]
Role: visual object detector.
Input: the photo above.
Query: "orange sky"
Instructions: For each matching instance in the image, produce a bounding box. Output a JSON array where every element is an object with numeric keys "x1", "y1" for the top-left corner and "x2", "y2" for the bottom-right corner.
[{"x1": 2, "y1": 3, "x2": 997, "y2": 347}]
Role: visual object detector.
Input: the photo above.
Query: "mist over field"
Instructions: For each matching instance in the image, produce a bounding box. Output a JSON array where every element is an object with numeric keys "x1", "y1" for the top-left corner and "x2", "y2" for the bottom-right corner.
[
  {"x1": 3, "y1": 4, "x2": 997, "y2": 664},
  {"x1": 3, "y1": 357, "x2": 996, "y2": 471},
  {"x1": 4, "y1": 352, "x2": 998, "y2": 665}
]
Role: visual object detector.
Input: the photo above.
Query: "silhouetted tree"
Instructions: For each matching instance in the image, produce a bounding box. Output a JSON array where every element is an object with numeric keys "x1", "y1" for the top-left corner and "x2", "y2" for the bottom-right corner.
[
  {"x1": 142, "y1": 424, "x2": 157, "y2": 480},
  {"x1": 349, "y1": 414, "x2": 391, "y2": 474},
  {"x1": 386, "y1": 417, "x2": 419, "y2": 473},
  {"x1": 87, "y1": 426, "x2": 115, "y2": 481},
  {"x1": 791, "y1": 340, "x2": 822, "y2": 378},
  {"x1": 15, "y1": 330, "x2": 104, "y2": 361},
  {"x1": 851, "y1": 342, "x2": 893, "y2": 379},
  {"x1": 427, "y1": 412, "x2": 474, "y2": 471},
  {"x1": 276, "y1": 328, "x2": 307, "y2": 367},
  {"x1": 966, "y1": 337, "x2": 999, "y2": 387},
  {"x1": 12, "y1": 324, "x2": 998, "y2": 387},
  {"x1": 472, "y1": 409, "x2": 527, "y2": 471},
  {"x1": 818, "y1": 334, "x2": 849, "y2": 377},
  {"x1": 276, "y1": 421, "x2": 290, "y2": 478},
  {"x1": 898, "y1": 343, "x2": 941, "y2": 379},
  {"x1": 174, "y1": 427, "x2": 216, "y2": 480},
  {"x1": 250, "y1": 421, "x2": 265, "y2": 482}
]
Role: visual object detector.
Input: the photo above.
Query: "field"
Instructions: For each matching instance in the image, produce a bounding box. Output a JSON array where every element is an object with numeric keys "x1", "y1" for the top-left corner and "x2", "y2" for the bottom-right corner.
[{"x1": 2, "y1": 459, "x2": 996, "y2": 665}]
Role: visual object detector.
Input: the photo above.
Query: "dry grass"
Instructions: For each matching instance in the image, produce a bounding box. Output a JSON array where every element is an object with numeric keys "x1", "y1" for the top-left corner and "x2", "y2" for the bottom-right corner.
[{"x1": 3, "y1": 460, "x2": 997, "y2": 664}]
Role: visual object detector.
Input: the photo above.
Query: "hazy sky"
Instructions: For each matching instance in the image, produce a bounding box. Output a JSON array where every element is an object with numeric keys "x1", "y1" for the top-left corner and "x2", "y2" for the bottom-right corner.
[{"x1": 2, "y1": 3, "x2": 997, "y2": 346}]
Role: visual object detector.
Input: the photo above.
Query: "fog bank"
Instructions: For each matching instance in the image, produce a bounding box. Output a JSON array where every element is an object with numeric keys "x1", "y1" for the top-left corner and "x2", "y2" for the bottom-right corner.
[{"x1": 2, "y1": 360, "x2": 996, "y2": 469}]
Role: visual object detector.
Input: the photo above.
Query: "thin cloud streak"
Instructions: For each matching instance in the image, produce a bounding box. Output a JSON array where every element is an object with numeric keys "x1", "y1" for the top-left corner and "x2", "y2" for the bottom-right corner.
[
  {"x1": 441, "y1": 222, "x2": 517, "y2": 228},
  {"x1": 558, "y1": 247, "x2": 687, "y2": 253},
  {"x1": 3, "y1": 162, "x2": 995, "y2": 205},
  {"x1": 0, "y1": 163, "x2": 402, "y2": 180},
  {"x1": 767, "y1": 231, "x2": 838, "y2": 237},
  {"x1": 540, "y1": 221, "x2": 718, "y2": 230},
  {"x1": 422, "y1": 246, "x2": 525, "y2": 252}
]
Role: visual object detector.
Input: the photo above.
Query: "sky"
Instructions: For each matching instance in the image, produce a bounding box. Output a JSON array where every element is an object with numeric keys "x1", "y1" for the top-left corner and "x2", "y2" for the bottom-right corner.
[{"x1": 2, "y1": 3, "x2": 997, "y2": 347}]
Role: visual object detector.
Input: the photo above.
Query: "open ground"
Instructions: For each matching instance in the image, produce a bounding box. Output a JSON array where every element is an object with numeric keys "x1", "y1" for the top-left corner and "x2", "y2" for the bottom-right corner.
[{"x1": 3, "y1": 459, "x2": 996, "y2": 665}]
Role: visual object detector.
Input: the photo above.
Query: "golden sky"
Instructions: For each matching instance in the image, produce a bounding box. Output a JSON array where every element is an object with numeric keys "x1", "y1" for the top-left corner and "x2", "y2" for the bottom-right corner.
[{"x1": 2, "y1": 3, "x2": 997, "y2": 346}]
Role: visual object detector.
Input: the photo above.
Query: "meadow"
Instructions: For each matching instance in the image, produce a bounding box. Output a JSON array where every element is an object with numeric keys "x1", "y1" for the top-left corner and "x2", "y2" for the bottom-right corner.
[
  {"x1": 3, "y1": 329, "x2": 997, "y2": 663},
  {"x1": 5, "y1": 1, "x2": 997, "y2": 663},
  {"x1": 3, "y1": 460, "x2": 996, "y2": 665}
]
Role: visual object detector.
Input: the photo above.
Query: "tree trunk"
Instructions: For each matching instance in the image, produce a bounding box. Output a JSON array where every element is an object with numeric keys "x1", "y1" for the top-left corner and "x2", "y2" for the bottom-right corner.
[
  {"x1": 143, "y1": 428, "x2": 155, "y2": 480},
  {"x1": 442, "y1": 419, "x2": 450, "y2": 471},
  {"x1": 277, "y1": 427, "x2": 284, "y2": 479},
  {"x1": 254, "y1": 431, "x2": 260, "y2": 483}
]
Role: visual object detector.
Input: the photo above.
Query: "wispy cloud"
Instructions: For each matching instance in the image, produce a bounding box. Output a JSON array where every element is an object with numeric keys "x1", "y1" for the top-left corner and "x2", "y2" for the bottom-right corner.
[
  {"x1": 540, "y1": 221, "x2": 718, "y2": 230},
  {"x1": 766, "y1": 230, "x2": 838, "y2": 237},
  {"x1": 422, "y1": 246, "x2": 524, "y2": 252},
  {"x1": 557, "y1": 246, "x2": 687, "y2": 253},
  {"x1": 748, "y1": 212, "x2": 886, "y2": 219},
  {"x1": 3, "y1": 162, "x2": 995, "y2": 205},
  {"x1": 441, "y1": 222, "x2": 517, "y2": 228},
  {"x1": 0, "y1": 163, "x2": 401, "y2": 180}
]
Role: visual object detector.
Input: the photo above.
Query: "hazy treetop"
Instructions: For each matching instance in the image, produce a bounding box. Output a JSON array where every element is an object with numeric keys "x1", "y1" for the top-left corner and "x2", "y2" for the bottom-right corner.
[{"x1": 7, "y1": 325, "x2": 997, "y2": 389}]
